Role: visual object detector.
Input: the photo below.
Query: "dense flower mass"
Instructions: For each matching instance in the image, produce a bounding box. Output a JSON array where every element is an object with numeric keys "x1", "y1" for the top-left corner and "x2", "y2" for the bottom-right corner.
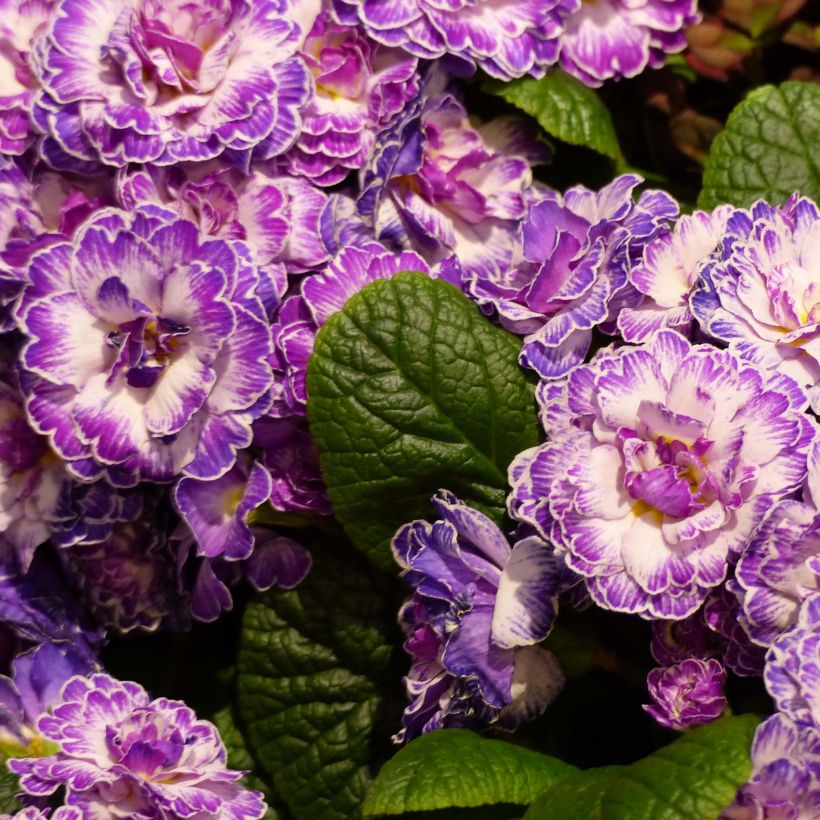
[
  {"x1": 284, "y1": 10, "x2": 421, "y2": 186},
  {"x1": 31, "y1": 0, "x2": 313, "y2": 170},
  {"x1": 392, "y1": 491, "x2": 564, "y2": 742},
  {"x1": 358, "y1": 90, "x2": 547, "y2": 281},
  {"x1": 10, "y1": 673, "x2": 266, "y2": 819},
  {"x1": 332, "y1": 0, "x2": 576, "y2": 80},
  {"x1": 509, "y1": 331, "x2": 816, "y2": 618},
  {"x1": 1, "y1": 0, "x2": 820, "y2": 815}
]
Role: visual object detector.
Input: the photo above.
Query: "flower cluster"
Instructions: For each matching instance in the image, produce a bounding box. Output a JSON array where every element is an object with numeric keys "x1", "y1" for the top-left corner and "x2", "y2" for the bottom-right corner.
[{"x1": 3, "y1": 0, "x2": 817, "y2": 816}]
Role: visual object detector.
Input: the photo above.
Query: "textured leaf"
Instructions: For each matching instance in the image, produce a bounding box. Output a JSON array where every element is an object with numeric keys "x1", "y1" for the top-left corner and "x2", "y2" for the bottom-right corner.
[
  {"x1": 699, "y1": 82, "x2": 820, "y2": 209},
  {"x1": 363, "y1": 729, "x2": 577, "y2": 817},
  {"x1": 307, "y1": 272, "x2": 538, "y2": 570},
  {"x1": 211, "y1": 702, "x2": 282, "y2": 820},
  {"x1": 236, "y1": 544, "x2": 401, "y2": 820},
  {"x1": 485, "y1": 70, "x2": 623, "y2": 162},
  {"x1": 525, "y1": 715, "x2": 759, "y2": 819}
]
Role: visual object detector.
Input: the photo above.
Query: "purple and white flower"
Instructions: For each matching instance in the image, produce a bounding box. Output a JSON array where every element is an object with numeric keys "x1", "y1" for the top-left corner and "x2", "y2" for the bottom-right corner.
[
  {"x1": 651, "y1": 610, "x2": 725, "y2": 667},
  {"x1": 0, "y1": 640, "x2": 96, "y2": 757},
  {"x1": 359, "y1": 91, "x2": 547, "y2": 282},
  {"x1": 468, "y1": 174, "x2": 677, "y2": 379},
  {"x1": 558, "y1": 0, "x2": 700, "y2": 87},
  {"x1": 0, "y1": 368, "x2": 65, "y2": 571},
  {"x1": 1, "y1": 808, "x2": 82, "y2": 819},
  {"x1": 692, "y1": 196, "x2": 820, "y2": 413},
  {"x1": 16, "y1": 205, "x2": 273, "y2": 485},
  {"x1": 721, "y1": 714, "x2": 820, "y2": 819},
  {"x1": 765, "y1": 594, "x2": 820, "y2": 729},
  {"x1": 618, "y1": 205, "x2": 733, "y2": 343},
  {"x1": 175, "y1": 457, "x2": 272, "y2": 562},
  {"x1": 509, "y1": 330, "x2": 816, "y2": 619},
  {"x1": 10, "y1": 673, "x2": 266, "y2": 819},
  {"x1": 392, "y1": 490, "x2": 564, "y2": 742},
  {"x1": 733, "y1": 439, "x2": 820, "y2": 648},
  {"x1": 32, "y1": 0, "x2": 312, "y2": 170},
  {"x1": 0, "y1": 0, "x2": 55, "y2": 155},
  {"x1": 61, "y1": 503, "x2": 184, "y2": 635},
  {"x1": 117, "y1": 162, "x2": 334, "y2": 287},
  {"x1": 332, "y1": 0, "x2": 575, "y2": 80},
  {"x1": 643, "y1": 658, "x2": 727, "y2": 730},
  {"x1": 703, "y1": 584, "x2": 766, "y2": 678},
  {"x1": 283, "y1": 9, "x2": 420, "y2": 186}
]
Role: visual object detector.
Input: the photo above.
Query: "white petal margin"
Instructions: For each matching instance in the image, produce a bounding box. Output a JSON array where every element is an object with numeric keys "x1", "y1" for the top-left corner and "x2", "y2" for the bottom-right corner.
[
  {"x1": 499, "y1": 646, "x2": 565, "y2": 729},
  {"x1": 492, "y1": 535, "x2": 560, "y2": 650}
]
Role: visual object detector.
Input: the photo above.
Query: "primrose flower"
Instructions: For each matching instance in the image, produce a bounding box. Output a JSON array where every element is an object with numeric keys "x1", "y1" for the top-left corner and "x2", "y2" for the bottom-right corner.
[
  {"x1": 0, "y1": 641, "x2": 96, "y2": 758},
  {"x1": 10, "y1": 673, "x2": 266, "y2": 819},
  {"x1": 765, "y1": 594, "x2": 820, "y2": 728},
  {"x1": 618, "y1": 205, "x2": 733, "y2": 343},
  {"x1": 692, "y1": 196, "x2": 820, "y2": 413},
  {"x1": 118, "y1": 163, "x2": 333, "y2": 285},
  {"x1": 558, "y1": 0, "x2": 700, "y2": 86},
  {"x1": 283, "y1": 9, "x2": 421, "y2": 186},
  {"x1": 393, "y1": 490, "x2": 564, "y2": 742},
  {"x1": 643, "y1": 658, "x2": 727, "y2": 730},
  {"x1": 332, "y1": 0, "x2": 575, "y2": 80},
  {"x1": 359, "y1": 91, "x2": 547, "y2": 281},
  {"x1": 467, "y1": 174, "x2": 677, "y2": 380},
  {"x1": 31, "y1": 0, "x2": 312, "y2": 170},
  {"x1": 16, "y1": 205, "x2": 273, "y2": 484},
  {"x1": 61, "y1": 505, "x2": 185, "y2": 635},
  {"x1": 0, "y1": 0, "x2": 55, "y2": 155},
  {"x1": 733, "y1": 438, "x2": 820, "y2": 648},
  {"x1": 721, "y1": 714, "x2": 820, "y2": 819},
  {"x1": 508, "y1": 330, "x2": 816, "y2": 619}
]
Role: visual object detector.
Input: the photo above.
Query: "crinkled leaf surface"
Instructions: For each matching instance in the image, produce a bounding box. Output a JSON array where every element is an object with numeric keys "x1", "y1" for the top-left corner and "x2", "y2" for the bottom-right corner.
[
  {"x1": 363, "y1": 729, "x2": 577, "y2": 817},
  {"x1": 211, "y1": 701, "x2": 282, "y2": 820},
  {"x1": 699, "y1": 82, "x2": 820, "y2": 209},
  {"x1": 236, "y1": 544, "x2": 401, "y2": 820},
  {"x1": 525, "y1": 715, "x2": 759, "y2": 819},
  {"x1": 307, "y1": 272, "x2": 538, "y2": 570},
  {"x1": 485, "y1": 70, "x2": 623, "y2": 162}
]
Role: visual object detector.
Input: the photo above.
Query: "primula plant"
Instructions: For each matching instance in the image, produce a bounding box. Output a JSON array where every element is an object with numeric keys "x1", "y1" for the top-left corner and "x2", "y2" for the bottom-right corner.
[{"x1": 0, "y1": 0, "x2": 820, "y2": 818}]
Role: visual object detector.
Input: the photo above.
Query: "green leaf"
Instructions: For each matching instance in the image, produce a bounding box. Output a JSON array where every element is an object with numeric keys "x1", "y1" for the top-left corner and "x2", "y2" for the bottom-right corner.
[
  {"x1": 0, "y1": 766, "x2": 20, "y2": 813},
  {"x1": 307, "y1": 271, "x2": 539, "y2": 570},
  {"x1": 699, "y1": 82, "x2": 820, "y2": 209},
  {"x1": 211, "y1": 702, "x2": 282, "y2": 820},
  {"x1": 525, "y1": 715, "x2": 759, "y2": 819},
  {"x1": 363, "y1": 729, "x2": 578, "y2": 817},
  {"x1": 485, "y1": 70, "x2": 623, "y2": 163},
  {"x1": 236, "y1": 544, "x2": 400, "y2": 820}
]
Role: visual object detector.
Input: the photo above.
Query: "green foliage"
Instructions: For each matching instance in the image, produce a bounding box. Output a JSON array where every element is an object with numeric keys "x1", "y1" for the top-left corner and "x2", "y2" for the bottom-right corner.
[
  {"x1": 211, "y1": 701, "x2": 282, "y2": 820},
  {"x1": 485, "y1": 70, "x2": 623, "y2": 162},
  {"x1": 307, "y1": 271, "x2": 538, "y2": 570},
  {"x1": 525, "y1": 715, "x2": 759, "y2": 819},
  {"x1": 236, "y1": 543, "x2": 401, "y2": 820},
  {"x1": 0, "y1": 767, "x2": 20, "y2": 814},
  {"x1": 363, "y1": 729, "x2": 577, "y2": 817},
  {"x1": 699, "y1": 82, "x2": 820, "y2": 209}
]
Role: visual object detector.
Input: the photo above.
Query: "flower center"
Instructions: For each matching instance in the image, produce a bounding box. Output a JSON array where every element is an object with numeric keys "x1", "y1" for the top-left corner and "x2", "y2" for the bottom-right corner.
[{"x1": 107, "y1": 315, "x2": 191, "y2": 389}]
